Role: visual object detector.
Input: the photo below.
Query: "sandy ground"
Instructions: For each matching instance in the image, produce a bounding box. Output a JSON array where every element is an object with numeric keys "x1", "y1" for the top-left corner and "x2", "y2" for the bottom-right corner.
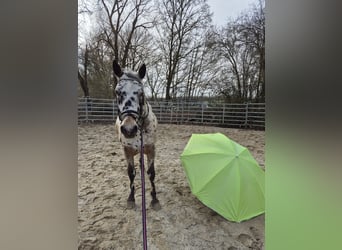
[{"x1": 78, "y1": 124, "x2": 265, "y2": 250}]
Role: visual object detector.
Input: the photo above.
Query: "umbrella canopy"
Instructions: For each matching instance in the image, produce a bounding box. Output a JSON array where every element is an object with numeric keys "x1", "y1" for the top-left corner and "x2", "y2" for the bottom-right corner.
[{"x1": 180, "y1": 133, "x2": 265, "y2": 222}]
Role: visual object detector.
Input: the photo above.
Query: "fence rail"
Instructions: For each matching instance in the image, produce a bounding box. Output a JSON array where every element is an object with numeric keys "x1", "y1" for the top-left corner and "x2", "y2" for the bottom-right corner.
[{"x1": 78, "y1": 98, "x2": 265, "y2": 129}]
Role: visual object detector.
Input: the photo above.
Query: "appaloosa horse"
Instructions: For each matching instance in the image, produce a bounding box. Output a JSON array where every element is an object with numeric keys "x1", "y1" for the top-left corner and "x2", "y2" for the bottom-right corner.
[{"x1": 113, "y1": 60, "x2": 160, "y2": 210}]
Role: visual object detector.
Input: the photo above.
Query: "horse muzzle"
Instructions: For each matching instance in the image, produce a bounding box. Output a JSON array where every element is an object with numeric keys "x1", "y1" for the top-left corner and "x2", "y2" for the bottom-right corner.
[{"x1": 120, "y1": 116, "x2": 138, "y2": 138}]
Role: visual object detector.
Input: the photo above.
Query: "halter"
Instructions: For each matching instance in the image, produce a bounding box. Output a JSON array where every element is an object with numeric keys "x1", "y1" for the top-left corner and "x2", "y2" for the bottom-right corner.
[
  {"x1": 116, "y1": 75, "x2": 150, "y2": 129},
  {"x1": 118, "y1": 102, "x2": 149, "y2": 129}
]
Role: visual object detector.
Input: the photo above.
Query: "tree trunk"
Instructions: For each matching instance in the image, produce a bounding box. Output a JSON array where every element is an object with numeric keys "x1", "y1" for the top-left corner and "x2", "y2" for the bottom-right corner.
[{"x1": 78, "y1": 70, "x2": 89, "y2": 97}]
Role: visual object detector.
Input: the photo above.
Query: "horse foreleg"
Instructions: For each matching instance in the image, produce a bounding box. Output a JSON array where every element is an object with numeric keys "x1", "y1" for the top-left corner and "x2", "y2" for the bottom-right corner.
[
  {"x1": 146, "y1": 145, "x2": 160, "y2": 210},
  {"x1": 124, "y1": 147, "x2": 136, "y2": 208}
]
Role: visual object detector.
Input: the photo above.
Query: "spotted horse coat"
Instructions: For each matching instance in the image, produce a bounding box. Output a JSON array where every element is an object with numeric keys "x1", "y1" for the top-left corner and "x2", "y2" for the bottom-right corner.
[{"x1": 113, "y1": 60, "x2": 160, "y2": 210}]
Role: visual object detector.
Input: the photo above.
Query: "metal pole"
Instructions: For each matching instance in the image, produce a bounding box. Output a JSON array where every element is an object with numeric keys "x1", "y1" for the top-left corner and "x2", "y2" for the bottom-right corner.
[
  {"x1": 112, "y1": 99, "x2": 115, "y2": 121},
  {"x1": 181, "y1": 101, "x2": 184, "y2": 124},
  {"x1": 170, "y1": 102, "x2": 172, "y2": 123},
  {"x1": 159, "y1": 102, "x2": 162, "y2": 123},
  {"x1": 85, "y1": 97, "x2": 88, "y2": 123},
  {"x1": 201, "y1": 103, "x2": 204, "y2": 124},
  {"x1": 244, "y1": 103, "x2": 249, "y2": 128}
]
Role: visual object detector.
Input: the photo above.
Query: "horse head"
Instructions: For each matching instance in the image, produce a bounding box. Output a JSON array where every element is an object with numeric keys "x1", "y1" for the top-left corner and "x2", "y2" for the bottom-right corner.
[{"x1": 113, "y1": 60, "x2": 147, "y2": 138}]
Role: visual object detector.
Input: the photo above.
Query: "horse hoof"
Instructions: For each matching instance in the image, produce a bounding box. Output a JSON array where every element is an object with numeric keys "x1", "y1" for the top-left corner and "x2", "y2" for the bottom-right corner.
[
  {"x1": 127, "y1": 200, "x2": 136, "y2": 209},
  {"x1": 151, "y1": 200, "x2": 161, "y2": 211}
]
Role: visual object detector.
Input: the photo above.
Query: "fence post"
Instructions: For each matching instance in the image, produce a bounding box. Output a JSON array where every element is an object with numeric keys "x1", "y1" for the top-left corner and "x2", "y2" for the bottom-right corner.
[
  {"x1": 181, "y1": 101, "x2": 184, "y2": 125},
  {"x1": 169, "y1": 102, "x2": 172, "y2": 123},
  {"x1": 222, "y1": 104, "x2": 225, "y2": 124},
  {"x1": 85, "y1": 97, "x2": 89, "y2": 123},
  {"x1": 176, "y1": 101, "x2": 179, "y2": 124},
  {"x1": 201, "y1": 103, "x2": 204, "y2": 124},
  {"x1": 112, "y1": 99, "x2": 115, "y2": 121},
  {"x1": 244, "y1": 102, "x2": 249, "y2": 128}
]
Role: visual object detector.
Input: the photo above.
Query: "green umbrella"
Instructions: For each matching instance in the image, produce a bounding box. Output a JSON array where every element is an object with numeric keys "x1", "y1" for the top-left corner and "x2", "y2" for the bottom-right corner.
[{"x1": 180, "y1": 133, "x2": 265, "y2": 222}]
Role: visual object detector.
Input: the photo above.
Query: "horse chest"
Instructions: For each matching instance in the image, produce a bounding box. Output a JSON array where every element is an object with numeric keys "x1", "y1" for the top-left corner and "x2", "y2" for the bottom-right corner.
[
  {"x1": 116, "y1": 116, "x2": 157, "y2": 151},
  {"x1": 120, "y1": 132, "x2": 154, "y2": 150}
]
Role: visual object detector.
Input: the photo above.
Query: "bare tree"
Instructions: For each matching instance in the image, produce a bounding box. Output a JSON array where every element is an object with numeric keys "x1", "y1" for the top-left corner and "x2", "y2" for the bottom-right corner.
[
  {"x1": 77, "y1": 0, "x2": 156, "y2": 97},
  {"x1": 180, "y1": 29, "x2": 219, "y2": 99},
  {"x1": 77, "y1": 0, "x2": 265, "y2": 102},
  {"x1": 207, "y1": 0, "x2": 265, "y2": 103},
  {"x1": 87, "y1": 33, "x2": 115, "y2": 98},
  {"x1": 78, "y1": 44, "x2": 90, "y2": 97},
  {"x1": 98, "y1": 0, "x2": 154, "y2": 89},
  {"x1": 156, "y1": 0, "x2": 211, "y2": 100},
  {"x1": 242, "y1": 0, "x2": 265, "y2": 101}
]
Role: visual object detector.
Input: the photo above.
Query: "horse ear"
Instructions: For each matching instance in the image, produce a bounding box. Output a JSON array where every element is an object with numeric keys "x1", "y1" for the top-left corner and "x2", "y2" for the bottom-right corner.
[
  {"x1": 113, "y1": 60, "x2": 123, "y2": 77},
  {"x1": 138, "y1": 63, "x2": 146, "y2": 79}
]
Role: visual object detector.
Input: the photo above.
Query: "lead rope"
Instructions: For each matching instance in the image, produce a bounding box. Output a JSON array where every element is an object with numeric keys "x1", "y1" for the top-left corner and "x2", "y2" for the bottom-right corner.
[{"x1": 139, "y1": 126, "x2": 148, "y2": 250}]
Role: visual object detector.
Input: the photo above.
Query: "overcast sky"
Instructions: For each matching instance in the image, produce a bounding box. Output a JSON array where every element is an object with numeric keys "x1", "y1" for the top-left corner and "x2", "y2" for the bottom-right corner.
[
  {"x1": 206, "y1": 0, "x2": 257, "y2": 26},
  {"x1": 79, "y1": 0, "x2": 258, "y2": 44}
]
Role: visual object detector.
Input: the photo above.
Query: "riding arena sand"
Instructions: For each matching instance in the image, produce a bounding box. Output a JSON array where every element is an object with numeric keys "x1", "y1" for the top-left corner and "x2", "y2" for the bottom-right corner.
[{"x1": 78, "y1": 123, "x2": 265, "y2": 250}]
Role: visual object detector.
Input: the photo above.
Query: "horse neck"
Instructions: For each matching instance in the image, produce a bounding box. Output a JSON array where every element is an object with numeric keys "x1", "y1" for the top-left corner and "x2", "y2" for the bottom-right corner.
[
  {"x1": 142, "y1": 100, "x2": 149, "y2": 117},
  {"x1": 139, "y1": 101, "x2": 150, "y2": 128}
]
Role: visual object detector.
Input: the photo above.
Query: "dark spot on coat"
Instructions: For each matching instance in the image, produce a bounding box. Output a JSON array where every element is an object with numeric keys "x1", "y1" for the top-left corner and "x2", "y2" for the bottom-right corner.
[
  {"x1": 125, "y1": 100, "x2": 132, "y2": 107},
  {"x1": 118, "y1": 97, "x2": 123, "y2": 105}
]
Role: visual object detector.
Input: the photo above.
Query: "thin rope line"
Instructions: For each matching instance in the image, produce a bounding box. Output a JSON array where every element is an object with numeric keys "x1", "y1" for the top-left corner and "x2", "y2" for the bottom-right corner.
[{"x1": 140, "y1": 128, "x2": 148, "y2": 250}]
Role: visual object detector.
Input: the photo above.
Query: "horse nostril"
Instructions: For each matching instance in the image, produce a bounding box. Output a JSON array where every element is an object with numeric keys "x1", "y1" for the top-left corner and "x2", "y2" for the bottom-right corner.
[
  {"x1": 121, "y1": 125, "x2": 138, "y2": 138},
  {"x1": 132, "y1": 125, "x2": 138, "y2": 134},
  {"x1": 121, "y1": 126, "x2": 128, "y2": 135}
]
